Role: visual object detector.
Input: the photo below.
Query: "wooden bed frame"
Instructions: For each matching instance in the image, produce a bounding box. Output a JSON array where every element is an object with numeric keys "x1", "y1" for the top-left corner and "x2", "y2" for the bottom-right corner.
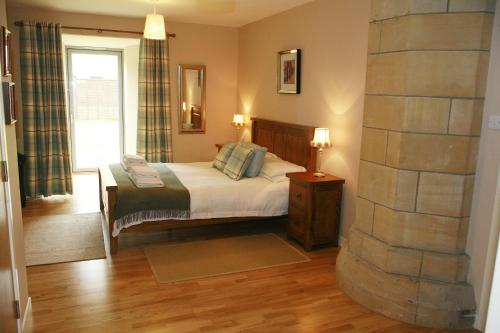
[{"x1": 99, "y1": 118, "x2": 317, "y2": 254}]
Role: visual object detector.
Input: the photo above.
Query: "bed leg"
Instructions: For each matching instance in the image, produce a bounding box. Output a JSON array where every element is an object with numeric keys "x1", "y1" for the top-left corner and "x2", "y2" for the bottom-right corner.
[
  {"x1": 108, "y1": 189, "x2": 118, "y2": 255},
  {"x1": 110, "y1": 235, "x2": 118, "y2": 255},
  {"x1": 98, "y1": 169, "x2": 104, "y2": 210}
]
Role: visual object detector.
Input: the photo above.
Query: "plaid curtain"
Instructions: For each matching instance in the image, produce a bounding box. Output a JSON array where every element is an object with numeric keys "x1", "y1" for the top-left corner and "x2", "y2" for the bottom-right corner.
[
  {"x1": 137, "y1": 38, "x2": 173, "y2": 163},
  {"x1": 19, "y1": 22, "x2": 72, "y2": 196}
]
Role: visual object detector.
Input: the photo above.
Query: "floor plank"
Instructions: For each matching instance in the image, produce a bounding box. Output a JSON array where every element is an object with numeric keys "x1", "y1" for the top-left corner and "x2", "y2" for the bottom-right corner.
[{"x1": 23, "y1": 174, "x2": 478, "y2": 333}]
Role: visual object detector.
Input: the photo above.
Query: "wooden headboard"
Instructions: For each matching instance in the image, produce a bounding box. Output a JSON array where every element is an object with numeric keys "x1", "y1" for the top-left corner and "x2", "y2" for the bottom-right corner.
[{"x1": 251, "y1": 117, "x2": 317, "y2": 172}]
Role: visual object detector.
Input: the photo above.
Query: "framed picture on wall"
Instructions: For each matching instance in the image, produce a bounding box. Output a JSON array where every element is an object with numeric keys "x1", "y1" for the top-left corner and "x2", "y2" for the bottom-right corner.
[
  {"x1": 1, "y1": 26, "x2": 11, "y2": 77},
  {"x1": 277, "y1": 49, "x2": 301, "y2": 94},
  {"x1": 3, "y1": 81, "x2": 16, "y2": 125}
]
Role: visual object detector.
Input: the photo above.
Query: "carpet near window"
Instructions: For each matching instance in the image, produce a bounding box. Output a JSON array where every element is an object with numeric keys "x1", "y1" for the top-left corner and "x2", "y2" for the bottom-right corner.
[
  {"x1": 144, "y1": 233, "x2": 310, "y2": 283},
  {"x1": 24, "y1": 212, "x2": 106, "y2": 266}
]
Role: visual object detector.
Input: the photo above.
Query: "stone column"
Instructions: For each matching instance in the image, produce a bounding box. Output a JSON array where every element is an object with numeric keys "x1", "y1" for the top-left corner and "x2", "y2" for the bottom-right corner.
[{"x1": 337, "y1": 0, "x2": 496, "y2": 329}]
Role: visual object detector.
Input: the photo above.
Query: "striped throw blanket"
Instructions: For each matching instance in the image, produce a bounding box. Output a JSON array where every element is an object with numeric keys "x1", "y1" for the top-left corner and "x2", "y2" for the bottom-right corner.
[{"x1": 108, "y1": 163, "x2": 190, "y2": 236}]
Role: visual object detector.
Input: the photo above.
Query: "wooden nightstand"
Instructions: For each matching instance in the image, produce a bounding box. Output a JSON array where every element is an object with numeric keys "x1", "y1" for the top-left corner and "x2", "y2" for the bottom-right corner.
[{"x1": 286, "y1": 172, "x2": 345, "y2": 251}]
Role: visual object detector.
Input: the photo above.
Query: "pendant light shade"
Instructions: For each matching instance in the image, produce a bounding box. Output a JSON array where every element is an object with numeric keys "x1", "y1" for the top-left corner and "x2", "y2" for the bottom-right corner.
[
  {"x1": 144, "y1": 2, "x2": 166, "y2": 40},
  {"x1": 144, "y1": 13, "x2": 166, "y2": 40}
]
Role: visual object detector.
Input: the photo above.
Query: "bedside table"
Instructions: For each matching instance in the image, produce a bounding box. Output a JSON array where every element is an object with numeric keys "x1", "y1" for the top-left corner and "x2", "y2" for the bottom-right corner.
[{"x1": 286, "y1": 172, "x2": 345, "y2": 251}]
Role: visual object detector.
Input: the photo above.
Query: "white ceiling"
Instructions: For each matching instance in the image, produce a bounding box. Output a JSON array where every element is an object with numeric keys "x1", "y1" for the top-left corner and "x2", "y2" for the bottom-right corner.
[{"x1": 6, "y1": 0, "x2": 315, "y2": 27}]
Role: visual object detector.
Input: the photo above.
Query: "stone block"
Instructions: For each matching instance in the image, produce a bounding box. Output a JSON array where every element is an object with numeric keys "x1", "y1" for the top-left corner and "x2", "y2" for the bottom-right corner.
[
  {"x1": 449, "y1": 99, "x2": 484, "y2": 135},
  {"x1": 358, "y1": 161, "x2": 418, "y2": 211},
  {"x1": 476, "y1": 51, "x2": 491, "y2": 98},
  {"x1": 418, "y1": 280, "x2": 475, "y2": 310},
  {"x1": 360, "y1": 231, "x2": 388, "y2": 269},
  {"x1": 402, "y1": 98, "x2": 451, "y2": 133},
  {"x1": 421, "y1": 252, "x2": 470, "y2": 283},
  {"x1": 371, "y1": 0, "x2": 409, "y2": 21},
  {"x1": 417, "y1": 173, "x2": 475, "y2": 217},
  {"x1": 416, "y1": 305, "x2": 474, "y2": 329},
  {"x1": 386, "y1": 246, "x2": 422, "y2": 277},
  {"x1": 380, "y1": 13, "x2": 493, "y2": 52},
  {"x1": 348, "y1": 228, "x2": 364, "y2": 256},
  {"x1": 386, "y1": 132, "x2": 479, "y2": 174},
  {"x1": 366, "y1": 51, "x2": 489, "y2": 98},
  {"x1": 360, "y1": 127, "x2": 387, "y2": 164},
  {"x1": 337, "y1": 267, "x2": 418, "y2": 324},
  {"x1": 371, "y1": 0, "x2": 449, "y2": 21},
  {"x1": 364, "y1": 95, "x2": 405, "y2": 130},
  {"x1": 354, "y1": 197, "x2": 375, "y2": 234},
  {"x1": 409, "y1": 0, "x2": 448, "y2": 14},
  {"x1": 366, "y1": 53, "x2": 408, "y2": 95},
  {"x1": 364, "y1": 95, "x2": 450, "y2": 134},
  {"x1": 373, "y1": 205, "x2": 469, "y2": 253},
  {"x1": 352, "y1": 229, "x2": 422, "y2": 276},
  {"x1": 336, "y1": 249, "x2": 419, "y2": 323},
  {"x1": 368, "y1": 22, "x2": 382, "y2": 53},
  {"x1": 448, "y1": 0, "x2": 497, "y2": 12}
]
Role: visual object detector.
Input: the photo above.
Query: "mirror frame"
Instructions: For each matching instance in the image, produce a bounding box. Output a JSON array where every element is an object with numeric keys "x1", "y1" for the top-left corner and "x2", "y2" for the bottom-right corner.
[{"x1": 178, "y1": 64, "x2": 206, "y2": 134}]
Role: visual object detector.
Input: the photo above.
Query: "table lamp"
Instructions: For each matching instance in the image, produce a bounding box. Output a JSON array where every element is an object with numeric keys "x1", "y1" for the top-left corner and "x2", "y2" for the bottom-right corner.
[
  {"x1": 311, "y1": 128, "x2": 332, "y2": 177},
  {"x1": 231, "y1": 114, "x2": 244, "y2": 141}
]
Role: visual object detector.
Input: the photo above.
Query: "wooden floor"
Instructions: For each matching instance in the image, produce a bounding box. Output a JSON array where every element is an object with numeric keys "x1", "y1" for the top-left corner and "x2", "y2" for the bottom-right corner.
[{"x1": 23, "y1": 174, "x2": 477, "y2": 333}]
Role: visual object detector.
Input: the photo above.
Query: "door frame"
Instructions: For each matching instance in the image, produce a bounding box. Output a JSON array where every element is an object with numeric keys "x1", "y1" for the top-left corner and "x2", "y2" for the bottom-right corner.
[
  {"x1": 66, "y1": 47, "x2": 125, "y2": 172},
  {"x1": 0, "y1": 95, "x2": 21, "y2": 331}
]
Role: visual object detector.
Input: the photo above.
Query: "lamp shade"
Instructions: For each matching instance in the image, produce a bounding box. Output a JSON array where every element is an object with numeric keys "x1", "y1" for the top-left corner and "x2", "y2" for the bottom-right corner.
[
  {"x1": 311, "y1": 128, "x2": 332, "y2": 149},
  {"x1": 144, "y1": 13, "x2": 166, "y2": 40},
  {"x1": 232, "y1": 114, "x2": 244, "y2": 127}
]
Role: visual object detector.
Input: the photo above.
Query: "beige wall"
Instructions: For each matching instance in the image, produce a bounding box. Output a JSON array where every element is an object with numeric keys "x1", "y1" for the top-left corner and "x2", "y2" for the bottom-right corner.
[
  {"x1": 6, "y1": 7, "x2": 239, "y2": 163},
  {"x1": 237, "y1": 0, "x2": 370, "y2": 237},
  {"x1": 0, "y1": 0, "x2": 30, "y2": 327},
  {"x1": 467, "y1": 0, "x2": 500, "y2": 329}
]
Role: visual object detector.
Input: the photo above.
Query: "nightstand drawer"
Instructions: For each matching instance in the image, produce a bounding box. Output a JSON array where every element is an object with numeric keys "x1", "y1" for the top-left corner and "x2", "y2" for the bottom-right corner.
[
  {"x1": 289, "y1": 182, "x2": 308, "y2": 210},
  {"x1": 288, "y1": 205, "x2": 306, "y2": 236}
]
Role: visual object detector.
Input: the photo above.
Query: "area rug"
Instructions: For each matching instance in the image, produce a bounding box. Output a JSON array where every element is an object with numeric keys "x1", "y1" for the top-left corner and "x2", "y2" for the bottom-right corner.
[
  {"x1": 24, "y1": 213, "x2": 106, "y2": 266},
  {"x1": 144, "y1": 233, "x2": 310, "y2": 283}
]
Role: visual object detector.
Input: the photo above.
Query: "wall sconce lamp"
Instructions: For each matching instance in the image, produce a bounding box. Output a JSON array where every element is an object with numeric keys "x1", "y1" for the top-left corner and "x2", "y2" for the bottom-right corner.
[{"x1": 231, "y1": 114, "x2": 244, "y2": 141}]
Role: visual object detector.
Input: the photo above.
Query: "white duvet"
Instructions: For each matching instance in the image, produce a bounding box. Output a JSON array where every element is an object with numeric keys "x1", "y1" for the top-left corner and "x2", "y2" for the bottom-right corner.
[
  {"x1": 112, "y1": 162, "x2": 289, "y2": 235},
  {"x1": 168, "y1": 162, "x2": 289, "y2": 219}
]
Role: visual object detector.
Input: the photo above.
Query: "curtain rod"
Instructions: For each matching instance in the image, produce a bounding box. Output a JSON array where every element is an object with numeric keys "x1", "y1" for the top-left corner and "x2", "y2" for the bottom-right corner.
[{"x1": 13, "y1": 21, "x2": 176, "y2": 38}]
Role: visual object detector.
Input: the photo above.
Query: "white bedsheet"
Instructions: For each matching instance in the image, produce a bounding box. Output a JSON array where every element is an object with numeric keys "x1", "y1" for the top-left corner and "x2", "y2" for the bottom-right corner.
[
  {"x1": 112, "y1": 162, "x2": 290, "y2": 236},
  {"x1": 168, "y1": 162, "x2": 289, "y2": 219}
]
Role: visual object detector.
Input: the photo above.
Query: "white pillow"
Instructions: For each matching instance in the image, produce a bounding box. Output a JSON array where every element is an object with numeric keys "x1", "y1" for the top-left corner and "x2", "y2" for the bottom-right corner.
[
  {"x1": 265, "y1": 152, "x2": 280, "y2": 160},
  {"x1": 260, "y1": 173, "x2": 289, "y2": 183},
  {"x1": 259, "y1": 159, "x2": 306, "y2": 182}
]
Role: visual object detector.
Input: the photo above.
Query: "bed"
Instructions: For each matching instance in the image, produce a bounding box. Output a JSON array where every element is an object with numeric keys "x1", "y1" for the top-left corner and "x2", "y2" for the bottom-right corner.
[{"x1": 99, "y1": 118, "x2": 317, "y2": 254}]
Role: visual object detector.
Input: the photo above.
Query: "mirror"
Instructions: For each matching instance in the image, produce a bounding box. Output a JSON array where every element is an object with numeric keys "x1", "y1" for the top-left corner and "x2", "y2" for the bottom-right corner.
[{"x1": 178, "y1": 64, "x2": 206, "y2": 133}]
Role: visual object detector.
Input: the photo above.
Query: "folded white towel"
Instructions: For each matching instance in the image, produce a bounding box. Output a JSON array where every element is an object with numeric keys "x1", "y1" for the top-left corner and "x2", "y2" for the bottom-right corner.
[
  {"x1": 121, "y1": 155, "x2": 147, "y2": 171},
  {"x1": 128, "y1": 173, "x2": 164, "y2": 188},
  {"x1": 129, "y1": 165, "x2": 160, "y2": 178},
  {"x1": 123, "y1": 154, "x2": 146, "y2": 163},
  {"x1": 131, "y1": 175, "x2": 161, "y2": 184}
]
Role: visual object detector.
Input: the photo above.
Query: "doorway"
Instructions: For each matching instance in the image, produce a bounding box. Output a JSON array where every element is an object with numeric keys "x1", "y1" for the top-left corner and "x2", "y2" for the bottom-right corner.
[{"x1": 66, "y1": 48, "x2": 124, "y2": 172}]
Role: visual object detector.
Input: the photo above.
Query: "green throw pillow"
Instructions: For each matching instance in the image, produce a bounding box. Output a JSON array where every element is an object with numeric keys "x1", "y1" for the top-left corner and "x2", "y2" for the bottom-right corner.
[
  {"x1": 239, "y1": 142, "x2": 268, "y2": 177},
  {"x1": 223, "y1": 144, "x2": 255, "y2": 180},
  {"x1": 213, "y1": 142, "x2": 237, "y2": 171}
]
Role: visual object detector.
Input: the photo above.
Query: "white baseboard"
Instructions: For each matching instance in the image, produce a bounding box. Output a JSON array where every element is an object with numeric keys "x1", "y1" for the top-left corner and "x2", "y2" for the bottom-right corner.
[{"x1": 22, "y1": 297, "x2": 32, "y2": 333}]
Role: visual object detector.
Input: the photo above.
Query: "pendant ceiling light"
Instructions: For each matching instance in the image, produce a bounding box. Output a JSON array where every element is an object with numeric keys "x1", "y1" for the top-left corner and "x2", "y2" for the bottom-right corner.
[{"x1": 144, "y1": 1, "x2": 166, "y2": 40}]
